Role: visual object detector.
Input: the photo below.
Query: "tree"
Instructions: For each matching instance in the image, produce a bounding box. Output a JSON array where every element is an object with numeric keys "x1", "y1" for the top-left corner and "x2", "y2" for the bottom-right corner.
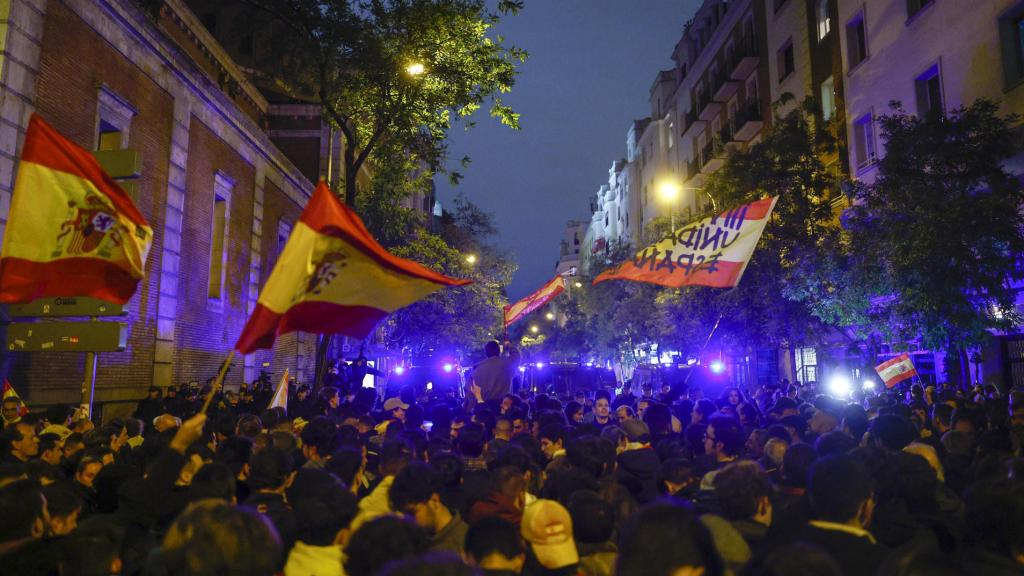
[
  {"x1": 845, "y1": 99, "x2": 1024, "y2": 371},
  {"x1": 387, "y1": 197, "x2": 515, "y2": 354},
  {"x1": 240, "y1": 0, "x2": 526, "y2": 206},
  {"x1": 671, "y1": 102, "x2": 851, "y2": 351}
]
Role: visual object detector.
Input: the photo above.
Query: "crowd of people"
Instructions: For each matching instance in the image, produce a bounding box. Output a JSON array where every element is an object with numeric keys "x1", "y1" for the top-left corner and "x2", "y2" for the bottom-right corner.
[{"x1": 2, "y1": 342, "x2": 1024, "y2": 576}]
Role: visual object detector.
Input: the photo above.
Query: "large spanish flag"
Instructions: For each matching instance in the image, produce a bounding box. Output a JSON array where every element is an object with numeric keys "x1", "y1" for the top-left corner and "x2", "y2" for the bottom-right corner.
[
  {"x1": 594, "y1": 197, "x2": 777, "y2": 288},
  {"x1": 504, "y1": 275, "x2": 566, "y2": 328},
  {"x1": 235, "y1": 182, "x2": 471, "y2": 354},
  {"x1": 0, "y1": 114, "x2": 152, "y2": 304}
]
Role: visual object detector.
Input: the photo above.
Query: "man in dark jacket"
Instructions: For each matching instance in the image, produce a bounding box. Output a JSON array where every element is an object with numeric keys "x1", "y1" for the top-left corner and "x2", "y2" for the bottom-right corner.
[
  {"x1": 616, "y1": 419, "x2": 660, "y2": 504},
  {"x1": 133, "y1": 387, "x2": 164, "y2": 425},
  {"x1": 778, "y1": 455, "x2": 889, "y2": 576},
  {"x1": 243, "y1": 446, "x2": 297, "y2": 556}
]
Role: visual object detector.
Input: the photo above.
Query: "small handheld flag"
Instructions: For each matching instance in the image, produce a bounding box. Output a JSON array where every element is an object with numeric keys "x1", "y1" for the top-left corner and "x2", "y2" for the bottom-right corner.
[
  {"x1": 874, "y1": 353, "x2": 918, "y2": 389},
  {"x1": 0, "y1": 114, "x2": 153, "y2": 304},
  {"x1": 504, "y1": 275, "x2": 566, "y2": 328},
  {"x1": 268, "y1": 369, "x2": 289, "y2": 412},
  {"x1": 594, "y1": 197, "x2": 777, "y2": 288}
]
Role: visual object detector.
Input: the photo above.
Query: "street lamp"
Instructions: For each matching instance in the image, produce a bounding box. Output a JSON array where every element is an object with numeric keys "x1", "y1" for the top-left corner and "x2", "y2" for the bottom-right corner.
[
  {"x1": 406, "y1": 62, "x2": 426, "y2": 76},
  {"x1": 573, "y1": 281, "x2": 583, "y2": 288},
  {"x1": 658, "y1": 181, "x2": 682, "y2": 230},
  {"x1": 530, "y1": 325, "x2": 540, "y2": 334},
  {"x1": 545, "y1": 312, "x2": 555, "y2": 321},
  {"x1": 466, "y1": 254, "x2": 477, "y2": 265}
]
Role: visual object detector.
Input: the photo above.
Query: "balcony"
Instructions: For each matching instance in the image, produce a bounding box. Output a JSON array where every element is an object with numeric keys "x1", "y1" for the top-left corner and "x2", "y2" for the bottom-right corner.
[
  {"x1": 713, "y1": 73, "x2": 740, "y2": 102},
  {"x1": 700, "y1": 137, "x2": 727, "y2": 174},
  {"x1": 681, "y1": 108, "x2": 704, "y2": 138},
  {"x1": 729, "y1": 37, "x2": 759, "y2": 81},
  {"x1": 733, "y1": 99, "x2": 764, "y2": 142},
  {"x1": 699, "y1": 101, "x2": 723, "y2": 122}
]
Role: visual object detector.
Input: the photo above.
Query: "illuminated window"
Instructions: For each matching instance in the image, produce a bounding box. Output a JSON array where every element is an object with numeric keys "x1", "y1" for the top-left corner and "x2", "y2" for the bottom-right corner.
[
  {"x1": 816, "y1": 0, "x2": 831, "y2": 40},
  {"x1": 795, "y1": 347, "x2": 818, "y2": 383},
  {"x1": 853, "y1": 112, "x2": 877, "y2": 168},
  {"x1": 95, "y1": 85, "x2": 135, "y2": 151},
  {"x1": 820, "y1": 76, "x2": 835, "y2": 122}
]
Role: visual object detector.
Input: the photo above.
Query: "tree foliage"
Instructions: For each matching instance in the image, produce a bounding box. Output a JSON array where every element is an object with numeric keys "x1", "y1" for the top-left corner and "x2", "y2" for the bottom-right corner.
[
  {"x1": 845, "y1": 99, "x2": 1024, "y2": 350},
  {"x1": 241, "y1": 0, "x2": 527, "y2": 206}
]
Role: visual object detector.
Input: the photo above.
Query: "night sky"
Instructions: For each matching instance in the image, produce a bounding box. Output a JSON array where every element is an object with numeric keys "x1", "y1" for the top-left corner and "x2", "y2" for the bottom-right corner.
[{"x1": 434, "y1": 1, "x2": 701, "y2": 300}]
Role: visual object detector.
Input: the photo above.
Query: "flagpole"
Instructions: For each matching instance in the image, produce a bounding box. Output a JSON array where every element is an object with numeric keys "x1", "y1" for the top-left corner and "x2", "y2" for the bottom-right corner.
[{"x1": 201, "y1": 349, "x2": 235, "y2": 414}]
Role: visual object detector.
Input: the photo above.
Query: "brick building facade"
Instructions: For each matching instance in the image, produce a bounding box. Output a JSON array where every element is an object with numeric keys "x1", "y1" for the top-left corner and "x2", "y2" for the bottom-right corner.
[{"x1": 0, "y1": 0, "x2": 318, "y2": 417}]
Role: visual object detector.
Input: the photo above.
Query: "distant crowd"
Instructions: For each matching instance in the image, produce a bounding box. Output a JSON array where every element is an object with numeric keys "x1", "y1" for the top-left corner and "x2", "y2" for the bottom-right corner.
[{"x1": 2, "y1": 344, "x2": 1024, "y2": 576}]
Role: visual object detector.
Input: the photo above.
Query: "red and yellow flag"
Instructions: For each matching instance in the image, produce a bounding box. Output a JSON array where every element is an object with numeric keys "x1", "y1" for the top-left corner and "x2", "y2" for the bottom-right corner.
[
  {"x1": 3, "y1": 380, "x2": 28, "y2": 418},
  {"x1": 0, "y1": 114, "x2": 152, "y2": 304},
  {"x1": 594, "y1": 197, "x2": 777, "y2": 288},
  {"x1": 235, "y1": 182, "x2": 471, "y2": 354},
  {"x1": 504, "y1": 275, "x2": 566, "y2": 328}
]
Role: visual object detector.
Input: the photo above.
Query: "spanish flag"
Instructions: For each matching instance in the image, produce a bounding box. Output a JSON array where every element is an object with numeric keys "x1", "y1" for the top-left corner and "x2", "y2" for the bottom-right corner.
[
  {"x1": 0, "y1": 114, "x2": 152, "y2": 304},
  {"x1": 235, "y1": 182, "x2": 471, "y2": 354},
  {"x1": 594, "y1": 197, "x2": 777, "y2": 288},
  {"x1": 504, "y1": 275, "x2": 565, "y2": 328}
]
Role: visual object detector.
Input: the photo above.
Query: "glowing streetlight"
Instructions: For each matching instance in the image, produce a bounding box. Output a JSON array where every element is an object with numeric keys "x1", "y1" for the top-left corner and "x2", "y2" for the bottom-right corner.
[
  {"x1": 574, "y1": 281, "x2": 583, "y2": 288},
  {"x1": 406, "y1": 62, "x2": 425, "y2": 76},
  {"x1": 466, "y1": 254, "x2": 477, "y2": 265},
  {"x1": 545, "y1": 312, "x2": 555, "y2": 321},
  {"x1": 530, "y1": 325, "x2": 539, "y2": 334},
  {"x1": 658, "y1": 181, "x2": 682, "y2": 230}
]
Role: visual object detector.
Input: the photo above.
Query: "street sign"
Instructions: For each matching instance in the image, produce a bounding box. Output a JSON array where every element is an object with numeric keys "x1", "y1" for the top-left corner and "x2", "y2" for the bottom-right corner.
[
  {"x1": 6, "y1": 321, "x2": 127, "y2": 352},
  {"x1": 7, "y1": 297, "x2": 125, "y2": 318}
]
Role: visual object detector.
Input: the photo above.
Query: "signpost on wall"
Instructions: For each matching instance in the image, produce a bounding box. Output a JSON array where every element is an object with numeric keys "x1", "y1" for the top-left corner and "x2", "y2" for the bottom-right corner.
[{"x1": 2, "y1": 149, "x2": 140, "y2": 418}]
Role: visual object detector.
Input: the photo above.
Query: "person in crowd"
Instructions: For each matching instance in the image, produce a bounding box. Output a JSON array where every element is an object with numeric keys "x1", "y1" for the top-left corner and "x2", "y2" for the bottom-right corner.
[
  {"x1": 567, "y1": 490, "x2": 617, "y2": 576},
  {"x1": 134, "y1": 386, "x2": 164, "y2": 426},
  {"x1": 700, "y1": 415, "x2": 746, "y2": 489},
  {"x1": 244, "y1": 446, "x2": 297, "y2": 554},
  {"x1": 785, "y1": 454, "x2": 888, "y2": 575},
  {"x1": 1, "y1": 420, "x2": 39, "y2": 464},
  {"x1": 390, "y1": 460, "x2": 469, "y2": 554},
  {"x1": 465, "y1": 516, "x2": 526, "y2": 575},
  {"x1": 344, "y1": 515, "x2": 430, "y2": 576},
  {"x1": 352, "y1": 439, "x2": 412, "y2": 531},
  {"x1": 521, "y1": 499, "x2": 580, "y2": 576},
  {"x1": 616, "y1": 501, "x2": 723, "y2": 576},
  {"x1": 714, "y1": 461, "x2": 772, "y2": 547},
  {"x1": 616, "y1": 419, "x2": 660, "y2": 504},
  {"x1": 583, "y1": 391, "x2": 613, "y2": 429},
  {"x1": 473, "y1": 341, "x2": 521, "y2": 403},
  {"x1": 284, "y1": 469, "x2": 358, "y2": 576}
]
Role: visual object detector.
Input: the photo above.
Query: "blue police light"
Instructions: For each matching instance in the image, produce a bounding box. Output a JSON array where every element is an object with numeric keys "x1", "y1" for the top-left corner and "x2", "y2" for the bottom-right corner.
[
  {"x1": 443, "y1": 363, "x2": 454, "y2": 373},
  {"x1": 535, "y1": 362, "x2": 545, "y2": 369},
  {"x1": 518, "y1": 366, "x2": 526, "y2": 373},
  {"x1": 709, "y1": 360, "x2": 725, "y2": 374},
  {"x1": 828, "y1": 374, "x2": 852, "y2": 397},
  {"x1": 394, "y1": 365, "x2": 405, "y2": 376}
]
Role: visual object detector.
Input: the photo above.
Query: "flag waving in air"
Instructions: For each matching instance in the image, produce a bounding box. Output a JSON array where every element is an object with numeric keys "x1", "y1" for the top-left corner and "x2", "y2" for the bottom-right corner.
[
  {"x1": 268, "y1": 369, "x2": 289, "y2": 411},
  {"x1": 0, "y1": 114, "x2": 153, "y2": 304},
  {"x1": 504, "y1": 275, "x2": 566, "y2": 328},
  {"x1": 235, "y1": 182, "x2": 471, "y2": 354},
  {"x1": 875, "y1": 353, "x2": 918, "y2": 389},
  {"x1": 594, "y1": 197, "x2": 777, "y2": 288}
]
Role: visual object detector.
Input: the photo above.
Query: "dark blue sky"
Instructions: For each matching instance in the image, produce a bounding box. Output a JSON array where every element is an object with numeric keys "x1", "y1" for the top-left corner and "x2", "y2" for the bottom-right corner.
[{"x1": 434, "y1": 1, "x2": 702, "y2": 300}]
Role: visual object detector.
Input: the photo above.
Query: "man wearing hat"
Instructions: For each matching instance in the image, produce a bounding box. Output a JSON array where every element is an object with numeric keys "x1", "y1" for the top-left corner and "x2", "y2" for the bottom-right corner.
[
  {"x1": 521, "y1": 499, "x2": 579, "y2": 573},
  {"x1": 617, "y1": 419, "x2": 660, "y2": 504},
  {"x1": 375, "y1": 397, "x2": 409, "y2": 436}
]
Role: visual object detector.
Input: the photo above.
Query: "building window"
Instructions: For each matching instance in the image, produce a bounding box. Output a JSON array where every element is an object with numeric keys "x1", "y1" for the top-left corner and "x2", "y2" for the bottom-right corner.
[
  {"x1": 95, "y1": 85, "x2": 135, "y2": 151},
  {"x1": 820, "y1": 76, "x2": 835, "y2": 122},
  {"x1": 746, "y1": 76, "x2": 759, "y2": 105},
  {"x1": 777, "y1": 39, "x2": 795, "y2": 82},
  {"x1": 998, "y1": 5, "x2": 1024, "y2": 88},
  {"x1": 846, "y1": 10, "x2": 868, "y2": 68},
  {"x1": 795, "y1": 347, "x2": 818, "y2": 384},
  {"x1": 906, "y1": 0, "x2": 935, "y2": 19},
  {"x1": 816, "y1": 0, "x2": 831, "y2": 40},
  {"x1": 853, "y1": 112, "x2": 877, "y2": 168},
  {"x1": 915, "y1": 63, "x2": 943, "y2": 115},
  {"x1": 208, "y1": 172, "x2": 234, "y2": 304}
]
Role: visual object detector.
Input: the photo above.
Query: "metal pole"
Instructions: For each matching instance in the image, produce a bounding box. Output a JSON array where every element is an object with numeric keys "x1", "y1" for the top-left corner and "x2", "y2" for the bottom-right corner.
[{"x1": 81, "y1": 315, "x2": 98, "y2": 421}]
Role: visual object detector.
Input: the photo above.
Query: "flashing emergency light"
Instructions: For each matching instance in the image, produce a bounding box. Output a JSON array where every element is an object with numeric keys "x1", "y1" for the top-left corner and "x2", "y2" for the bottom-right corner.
[
  {"x1": 535, "y1": 362, "x2": 545, "y2": 369},
  {"x1": 863, "y1": 379, "x2": 876, "y2": 390},
  {"x1": 394, "y1": 365, "x2": 405, "y2": 376},
  {"x1": 518, "y1": 366, "x2": 526, "y2": 373},
  {"x1": 442, "y1": 363, "x2": 454, "y2": 373},
  {"x1": 828, "y1": 374, "x2": 852, "y2": 397},
  {"x1": 709, "y1": 360, "x2": 725, "y2": 374}
]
